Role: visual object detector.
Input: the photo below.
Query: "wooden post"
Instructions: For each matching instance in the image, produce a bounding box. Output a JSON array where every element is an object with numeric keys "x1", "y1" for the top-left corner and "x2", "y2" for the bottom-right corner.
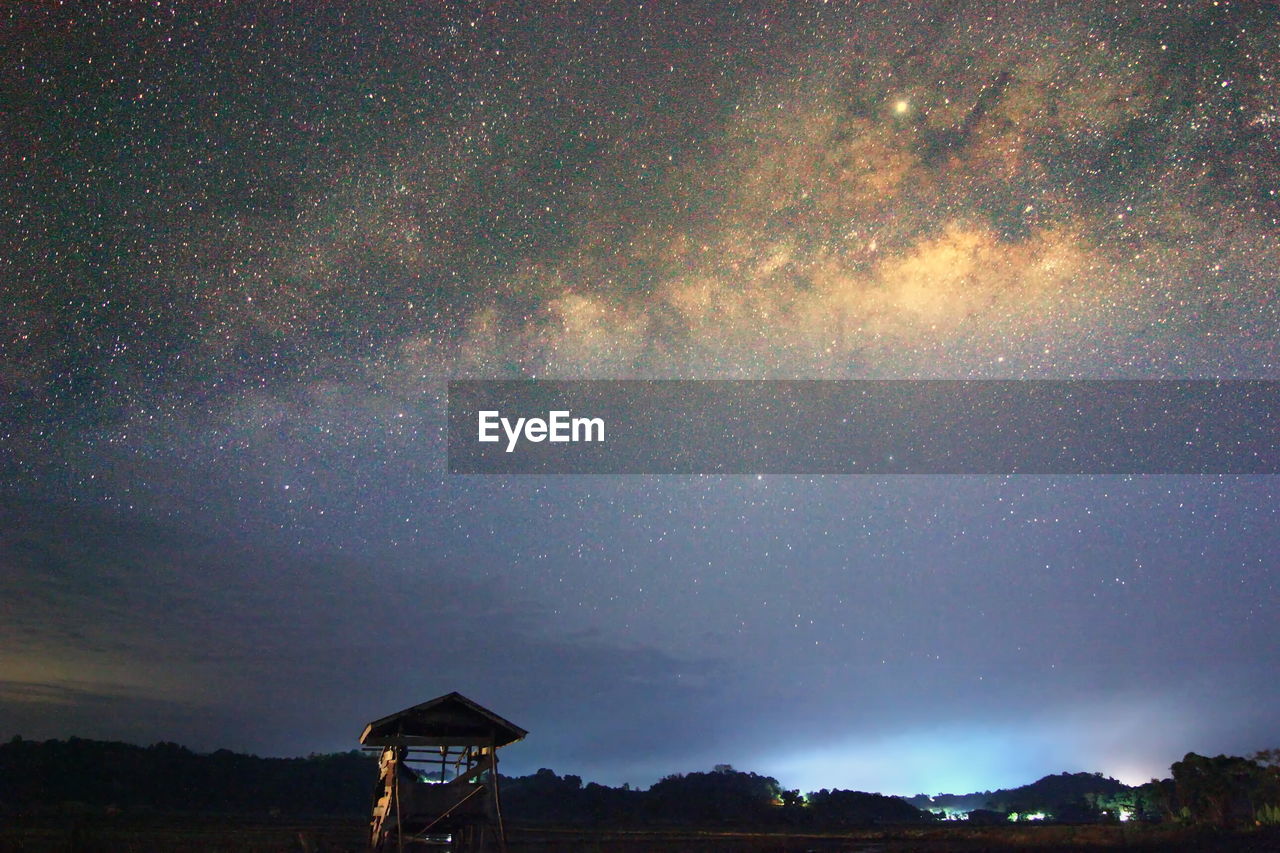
[{"x1": 394, "y1": 746, "x2": 404, "y2": 853}]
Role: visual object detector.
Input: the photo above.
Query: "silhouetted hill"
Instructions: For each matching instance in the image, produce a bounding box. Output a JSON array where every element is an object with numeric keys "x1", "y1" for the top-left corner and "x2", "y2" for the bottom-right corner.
[
  {"x1": 0, "y1": 736, "x2": 374, "y2": 815},
  {"x1": 501, "y1": 768, "x2": 646, "y2": 825},
  {"x1": 0, "y1": 740, "x2": 929, "y2": 827},
  {"x1": 904, "y1": 772, "x2": 1133, "y2": 820},
  {"x1": 990, "y1": 771, "x2": 1129, "y2": 815},
  {"x1": 501, "y1": 766, "x2": 931, "y2": 827},
  {"x1": 806, "y1": 787, "x2": 926, "y2": 826},
  {"x1": 6, "y1": 737, "x2": 1277, "y2": 836}
]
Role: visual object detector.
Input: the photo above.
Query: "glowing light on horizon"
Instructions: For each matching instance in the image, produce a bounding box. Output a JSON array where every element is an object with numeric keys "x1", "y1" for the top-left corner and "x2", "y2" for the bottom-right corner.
[{"x1": 749, "y1": 698, "x2": 1195, "y2": 795}]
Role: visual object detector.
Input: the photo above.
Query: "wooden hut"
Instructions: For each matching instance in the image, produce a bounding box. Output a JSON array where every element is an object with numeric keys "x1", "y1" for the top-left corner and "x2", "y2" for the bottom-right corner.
[{"x1": 360, "y1": 692, "x2": 527, "y2": 852}]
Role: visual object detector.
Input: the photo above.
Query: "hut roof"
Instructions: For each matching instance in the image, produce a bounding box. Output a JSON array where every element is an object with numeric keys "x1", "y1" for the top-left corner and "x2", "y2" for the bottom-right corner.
[{"x1": 360, "y1": 692, "x2": 527, "y2": 748}]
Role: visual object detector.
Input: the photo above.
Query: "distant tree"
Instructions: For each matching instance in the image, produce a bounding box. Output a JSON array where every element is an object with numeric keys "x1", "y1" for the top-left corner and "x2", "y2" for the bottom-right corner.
[
  {"x1": 647, "y1": 767, "x2": 781, "y2": 825},
  {"x1": 1253, "y1": 749, "x2": 1280, "y2": 768},
  {"x1": 1171, "y1": 752, "x2": 1279, "y2": 828},
  {"x1": 986, "y1": 771, "x2": 1125, "y2": 821},
  {"x1": 807, "y1": 788, "x2": 928, "y2": 826},
  {"x1": 966, "y1": 808, "x2": 1007, "y2": 826},
  {"x1": 1252, "y1": 750, "x2": 1280, "y2": 825},
  {"x1": 0, "y1": 737, "x2": 375, "y2": 815}
]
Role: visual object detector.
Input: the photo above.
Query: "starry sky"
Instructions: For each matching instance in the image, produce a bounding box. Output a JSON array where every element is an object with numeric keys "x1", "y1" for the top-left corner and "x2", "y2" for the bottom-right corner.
[{"x1": 2, "y1": 1, "x2": 1278, "y2": 796}]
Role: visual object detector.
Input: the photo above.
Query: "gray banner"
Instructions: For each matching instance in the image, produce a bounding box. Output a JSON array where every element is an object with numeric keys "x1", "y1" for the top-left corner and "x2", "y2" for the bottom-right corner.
[{"x1": 447, "y1": 380, "x2": 1279, "y2": 474}]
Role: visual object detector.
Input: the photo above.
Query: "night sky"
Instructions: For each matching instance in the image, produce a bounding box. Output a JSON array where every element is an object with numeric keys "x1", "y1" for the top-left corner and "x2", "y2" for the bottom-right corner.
[{"x1": 2, "y1": 1, "x2": 1278, "y2": 796}]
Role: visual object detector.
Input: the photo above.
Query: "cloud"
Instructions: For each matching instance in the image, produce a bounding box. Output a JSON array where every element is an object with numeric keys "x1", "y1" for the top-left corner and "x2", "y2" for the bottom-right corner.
[{"x1": 0, "y1": 500, "x2": 729, "y2": 765}]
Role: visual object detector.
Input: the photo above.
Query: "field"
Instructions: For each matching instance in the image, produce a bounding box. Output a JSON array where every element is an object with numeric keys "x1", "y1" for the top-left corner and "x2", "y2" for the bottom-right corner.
[
  {"x1": 507, "y1": 825, "x2": 1280, "y2": 852},
  {"x1": 0, "y1": 814, "x2": 366, "y2": 852},
  {"x1": 3, "y1": 817, "x2": 1280, "y2": 853}
]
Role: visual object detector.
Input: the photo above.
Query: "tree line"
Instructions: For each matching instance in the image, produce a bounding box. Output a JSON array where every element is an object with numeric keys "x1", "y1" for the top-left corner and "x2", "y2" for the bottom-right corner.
[
  {"x1": 500, "y1": 764, "x2": 924, "y2": 827},
  {"x1": 2, "y1": 736, "x2": 1277, "y2": 830},
  {"x1": 0, "y1": 736, "x2": 373, "y2": 816}
]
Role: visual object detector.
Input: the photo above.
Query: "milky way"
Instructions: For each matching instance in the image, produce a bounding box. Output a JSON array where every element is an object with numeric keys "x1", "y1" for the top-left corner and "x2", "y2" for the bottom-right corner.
[{"x1": 2, "y1": 1, "x2": 1278, "y2": 794}]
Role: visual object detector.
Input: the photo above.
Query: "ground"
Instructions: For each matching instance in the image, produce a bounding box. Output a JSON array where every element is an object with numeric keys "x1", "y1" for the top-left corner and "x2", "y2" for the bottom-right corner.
[{"x1": 3, "y1": 817, "x2": 1279, "y2": 852}]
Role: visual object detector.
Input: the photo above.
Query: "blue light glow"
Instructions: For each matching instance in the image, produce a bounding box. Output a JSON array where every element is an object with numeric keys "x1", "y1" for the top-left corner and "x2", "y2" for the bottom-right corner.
[{"x1": 751, "y1": 697, "x2": 1192, "y2": 794}]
